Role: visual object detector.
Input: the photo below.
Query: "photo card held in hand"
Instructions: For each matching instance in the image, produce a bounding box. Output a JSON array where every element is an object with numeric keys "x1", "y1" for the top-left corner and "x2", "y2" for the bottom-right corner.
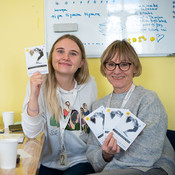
[
  {"x1": 108, "y1": 109, "x2": 146, "y2": 151},
  {"x1": 104, "y1": 108, "x2": 128, "y2": 137},
  {"x1": 25, "y1": 45, "x2": 49, "y2": 76},
  {"x1": 84, "y1": 106, "x2": 106, "y2": 145},
  {"x1": 84, "y1": 106, "x2": 146, "y2": 150}
]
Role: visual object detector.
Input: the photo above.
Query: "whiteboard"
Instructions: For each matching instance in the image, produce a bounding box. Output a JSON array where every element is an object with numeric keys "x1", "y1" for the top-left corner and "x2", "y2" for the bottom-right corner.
[{"x1": 45, "y1": 0, "x2": 175, "y2": 57}]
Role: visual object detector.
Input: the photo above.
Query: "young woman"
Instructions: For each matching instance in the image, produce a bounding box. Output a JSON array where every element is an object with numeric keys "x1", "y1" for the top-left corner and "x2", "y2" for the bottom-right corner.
[
  {"x1": 22, "y1": 34, "x2": 97, "y2": 175},
  {"x1": 86, "y1": 40, "x2": 175, "y2": 175}
]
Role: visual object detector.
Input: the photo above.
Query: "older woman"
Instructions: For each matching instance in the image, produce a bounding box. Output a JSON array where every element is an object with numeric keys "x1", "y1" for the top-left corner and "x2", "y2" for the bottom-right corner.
[{"x1": 86, "y1": 40, "x2": 175, "y2": 175}]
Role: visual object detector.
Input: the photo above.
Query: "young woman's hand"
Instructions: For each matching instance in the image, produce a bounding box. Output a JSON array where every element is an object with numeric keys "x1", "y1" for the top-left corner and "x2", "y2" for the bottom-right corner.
[
  {"x1": 102, "y1": 132, "x2": 120, "y2": 162},
  {"x1": 30, "y1": 71, "x2": 43, "y2": 99},
  {"x1": 27, "y1": 71, "x2": 43, "y2": 116}
]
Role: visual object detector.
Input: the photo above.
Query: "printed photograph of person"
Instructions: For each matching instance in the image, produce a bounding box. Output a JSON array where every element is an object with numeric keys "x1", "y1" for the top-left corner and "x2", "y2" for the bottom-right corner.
[
  {"x1": 90, "y1": 112, "x2": 105, "y2": 128},
  {"x1": 80, "y1": 107, "x2": 89, "y2": 132},
  {"x1": 63, "y1": 101, "x2": 71, "y2": 119},
  {"x1": 123, "y1": 116, "x2": 141, "y2": 137},
  {"x1": 110, "y1": 110, "x2": 123, "y2": 119},
  {"x1": 111, "y1": 110, "x2": 145, "y2": 150},
  {"x1": 33, "y1": 47, "x2": 44, "y2": 64},
  {"x1": 66, "y1": 110, "x2": 80, "y2": 130},
  {"x1": 28, "y1": 47, "x2": 44, "y2": 65},
  {"x1": 83, "y1": 103, "x2": 90, "y2": 116},
  {"x1": 84, "y1": 106, "x2": 106, "y2": 144},
  {"x1": 104, "y1": 108, "x2": 124, "y2": 136}
]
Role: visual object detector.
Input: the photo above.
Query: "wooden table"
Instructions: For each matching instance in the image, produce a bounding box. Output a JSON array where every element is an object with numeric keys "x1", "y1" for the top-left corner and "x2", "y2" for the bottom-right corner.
[{"x1": 0, "y1": 132, "x2": 45, "y2": 175}]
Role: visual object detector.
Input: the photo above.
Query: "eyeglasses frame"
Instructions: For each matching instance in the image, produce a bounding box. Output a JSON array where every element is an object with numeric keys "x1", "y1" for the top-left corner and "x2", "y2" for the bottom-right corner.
[{"x1": 105, "y1": 61, "x2": 132, "y2": 71}]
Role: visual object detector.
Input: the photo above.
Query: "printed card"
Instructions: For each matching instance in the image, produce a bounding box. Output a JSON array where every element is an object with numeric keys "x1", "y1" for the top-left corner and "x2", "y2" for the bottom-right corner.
[
  {"x1": 104, "y1": 108, "x2": 128, "y2": 137},
  {"x1": 84, "y1": 106, "x2": 106, "y2": 144},
  {"x1": 109, "y1": 109, "x2": 146, "y2": 151},
  {"x1": 25, "y1": 45, "x2": 49, "y2": 76},
  {"x1": 84, "y1": 106, "x2": 146, "y2": 151}
]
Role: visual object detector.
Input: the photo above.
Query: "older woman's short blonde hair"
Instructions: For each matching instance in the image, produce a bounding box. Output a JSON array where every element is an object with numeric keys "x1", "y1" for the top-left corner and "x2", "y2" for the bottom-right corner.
[{"x1": 100, "y1": 40, "x2": 142, "y2": 77}]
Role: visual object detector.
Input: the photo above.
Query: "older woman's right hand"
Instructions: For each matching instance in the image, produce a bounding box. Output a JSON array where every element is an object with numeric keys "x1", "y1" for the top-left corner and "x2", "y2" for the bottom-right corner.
[{"x1": 102, "y1": 132, "x2": 120, "y2": 162}]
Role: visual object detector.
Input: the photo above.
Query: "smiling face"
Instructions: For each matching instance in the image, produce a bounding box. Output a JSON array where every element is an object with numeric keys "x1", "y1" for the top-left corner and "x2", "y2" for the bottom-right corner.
[
  {"x1": 52, "y1": 38, "x2": 84, "y2": 78},
  {"x1": 100, "y1": 40, "x2": 142, "y2": 94},
  {"x1": 105, "y1": 53, "x2": 135, "y2": 94}
]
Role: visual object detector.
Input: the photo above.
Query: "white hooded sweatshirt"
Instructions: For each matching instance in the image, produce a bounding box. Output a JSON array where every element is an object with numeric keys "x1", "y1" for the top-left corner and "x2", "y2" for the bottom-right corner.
[{"x1": 22, "y1": 76, "x2": 97, "y2": 170}]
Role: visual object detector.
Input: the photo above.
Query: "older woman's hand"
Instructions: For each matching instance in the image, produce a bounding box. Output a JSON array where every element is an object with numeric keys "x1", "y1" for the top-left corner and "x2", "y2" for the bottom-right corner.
[{"x1": 102, "y1": 132, "x2": 120, "y2": 162}]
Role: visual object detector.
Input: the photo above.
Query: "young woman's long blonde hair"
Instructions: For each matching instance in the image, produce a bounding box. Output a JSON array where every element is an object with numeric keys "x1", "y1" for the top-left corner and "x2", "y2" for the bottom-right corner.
[{"x1": 43, "y1": 34, "x2": 89, "y2": 123}]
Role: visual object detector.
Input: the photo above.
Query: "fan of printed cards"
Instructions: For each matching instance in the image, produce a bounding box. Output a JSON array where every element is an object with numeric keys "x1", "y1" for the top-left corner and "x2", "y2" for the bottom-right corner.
[{"x1": 84, "y1": 106, "x2": 146, "y2": 151}]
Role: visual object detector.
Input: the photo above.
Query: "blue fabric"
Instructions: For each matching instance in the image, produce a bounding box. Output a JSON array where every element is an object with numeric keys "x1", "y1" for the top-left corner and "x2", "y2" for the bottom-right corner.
[
  {"x1": 167, "y1": 130, "x2": 175, "y2": 151},
  {"x1": 38, "y1": 162, "x2": 95, "y2": 175},
  {"x1": 63, "y1": 162, "x2": 95, "y2": 175},
  {"x1": 145, "y1": 168, "x2": 168, "y2": 175}
]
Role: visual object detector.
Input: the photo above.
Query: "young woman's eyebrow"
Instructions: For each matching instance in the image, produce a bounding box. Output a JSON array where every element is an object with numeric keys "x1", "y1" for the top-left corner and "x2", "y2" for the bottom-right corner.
[
  {"x1": 71, "y1": 50, "x2": 79, "y2": 54},
  {"x1": 55, "y1": 48, "x2": 79, "y2": 54},
  {"x1": 55, "y1": 47, "x2": 64, "y2": 50}
]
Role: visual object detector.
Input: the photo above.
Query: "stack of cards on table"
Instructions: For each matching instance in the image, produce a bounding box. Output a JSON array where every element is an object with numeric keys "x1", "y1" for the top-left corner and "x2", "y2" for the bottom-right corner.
[
  {"x1": 84, "y1": 106, "x2": 146, "y2": 151},
  {"x1": 25, "y1": 45, "x2": 49, "y2": 76}
]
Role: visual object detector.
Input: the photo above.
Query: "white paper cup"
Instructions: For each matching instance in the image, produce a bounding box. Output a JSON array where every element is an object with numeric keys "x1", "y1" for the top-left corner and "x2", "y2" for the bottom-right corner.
[
  {"x1": 0, "y1": 139, "x2": 18, "y2": 169},
  {"x1": 2, "y1": 111, "x2": 14, "y2": 129}
]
